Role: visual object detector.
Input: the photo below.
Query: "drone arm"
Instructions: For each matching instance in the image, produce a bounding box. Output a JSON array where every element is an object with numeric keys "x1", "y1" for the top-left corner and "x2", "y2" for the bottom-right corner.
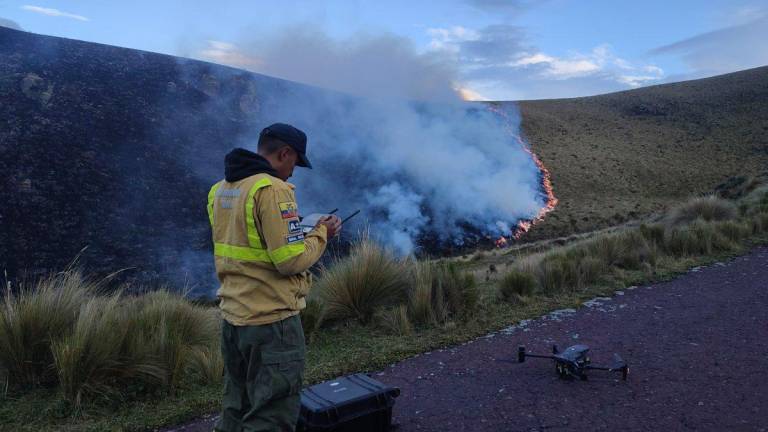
[
  {"x1": 523, "y1": 354, "x2": 557, "y2": 360},
  {"x1": 584, "y1": 364, "x2": 629, "y2": 380}
]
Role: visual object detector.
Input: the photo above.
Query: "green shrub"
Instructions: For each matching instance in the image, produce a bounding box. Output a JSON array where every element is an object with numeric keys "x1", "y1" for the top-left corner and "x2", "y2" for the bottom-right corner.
[
  {"x1": 316, "y1": 238, "x2": 408, "y2": 323},
  {"x1": 0, "y1": 270, "x2": 96, "y2": 389},
  {"x1": 665, "y1": 195, "x2": 737, "y2": 227},
  {"x1": 498, "y1": 270, "x2": 537, "y2": 302}
]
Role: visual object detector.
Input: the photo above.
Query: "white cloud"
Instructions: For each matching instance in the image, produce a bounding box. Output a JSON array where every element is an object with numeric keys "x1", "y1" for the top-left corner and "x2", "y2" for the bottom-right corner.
[
  {"x1": 508, "y1": 45, "x2": 663, "y2": 82},
  {"x1": 513, "y1": 53, "x2": 600, "y2": 79},
  {"x1": 424, "y1": 25, "x2": 665, "y2": 99},
  {"x1": 21, "y1": 5, "x2": 89, "y2": 21},
  {"x1": 427, "y1": 26, "x2": 479, "y2": 53}
]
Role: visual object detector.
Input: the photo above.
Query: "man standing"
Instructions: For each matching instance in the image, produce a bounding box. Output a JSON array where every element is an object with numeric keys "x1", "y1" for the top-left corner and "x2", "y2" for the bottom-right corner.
[{"x1": 207, "y1": 123, "x2": 341, "y2": 431}]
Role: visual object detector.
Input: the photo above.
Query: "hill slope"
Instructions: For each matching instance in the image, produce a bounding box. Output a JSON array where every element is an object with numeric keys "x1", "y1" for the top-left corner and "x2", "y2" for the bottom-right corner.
[
  {"x1": 1, "y1": 26, "x2": 767, "y2": 287},
  {"x1": 517, "y1": 67, "x2": 768, "y2": 239}
]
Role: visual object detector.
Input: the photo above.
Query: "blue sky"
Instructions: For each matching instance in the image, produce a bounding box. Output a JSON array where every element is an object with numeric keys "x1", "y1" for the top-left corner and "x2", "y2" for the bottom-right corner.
[{"x1": 2, "y1": 0, "x2": 767, "y2": 100}]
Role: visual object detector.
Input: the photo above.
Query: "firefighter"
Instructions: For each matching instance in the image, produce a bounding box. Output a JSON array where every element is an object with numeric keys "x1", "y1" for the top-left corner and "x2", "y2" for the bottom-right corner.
[{"x1": 207, "y1": 123, "x2": 341, "y2": 431}]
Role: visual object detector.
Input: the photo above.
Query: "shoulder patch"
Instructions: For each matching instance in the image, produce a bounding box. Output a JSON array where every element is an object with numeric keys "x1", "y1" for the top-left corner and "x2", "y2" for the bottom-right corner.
[
  {"x1": 279, "y1": 202, "x2": 298, "y2": 219},
  {"x1": 287, "y1": 219, "x2": 302, "y2": 234},
  {"x1": 286, "y1": 233, "x2": 305, "y2": 244}
]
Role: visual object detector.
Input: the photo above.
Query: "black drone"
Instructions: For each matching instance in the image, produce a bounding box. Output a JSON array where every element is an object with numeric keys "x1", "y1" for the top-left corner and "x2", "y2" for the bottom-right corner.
[{"x1": 518, "y1": 344, "x2": 629, "y2": 381}]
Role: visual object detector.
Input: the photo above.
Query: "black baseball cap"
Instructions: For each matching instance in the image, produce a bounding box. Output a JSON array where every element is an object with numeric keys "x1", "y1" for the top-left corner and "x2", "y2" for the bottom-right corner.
[{"x1": 259, "y1": 123, "x2": 312, "y2": 169}]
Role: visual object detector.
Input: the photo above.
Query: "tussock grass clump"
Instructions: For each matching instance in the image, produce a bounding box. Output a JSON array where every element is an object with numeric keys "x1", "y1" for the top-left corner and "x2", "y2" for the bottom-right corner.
[
  {"x1": 406, "y1": 261, "x2": 477, "y2": 327},
  {"x1": 52, "y1": 295, "x2": 165, "y2": 406},
  {"x1": 186, "y1": 345, "x2": 224, "y2": 386},
  {"x1": 497, "y1": 270, "x2": 537, "y2": 303},
  {"x1": 662, "y1": 220, "x2": 736, "y2": 256},
  {"x1": 0, "y1": 270, "x2": 98, "y2": 389},
  {"x1": 714, "y1": 220, "x2": 753, "y2": 242},
  {"x1": 301, "y1": 297, "x2": 325, "y2": 339},
  {"x1": 317, "y1": 238, "x2": 408, "y2": 323},
  {"x1": 639, "y1": 223, "x2": 665, "y2": 245},
  {"x1": 665, "y1": 195, "x2": 737, "y2": 227},
  {"x1": 1, "y1": 270, "x2": 221, "y2": 408},
  {"x1": 375, "y1": 305, "x2": 413, "y2": 336},
  {"x1": 131, "y1": 291, "x2": 219, "y2": 391},
  {"x1": 740, "y1": 186, "x2": 768, "y2": 216},
  {"x1": 407, "y1": 261, "x2": 448, "y2": 326}
]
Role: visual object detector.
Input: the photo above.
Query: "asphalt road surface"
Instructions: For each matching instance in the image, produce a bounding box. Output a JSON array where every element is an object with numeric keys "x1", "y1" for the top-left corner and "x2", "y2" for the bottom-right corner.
[{"x1": 165, "y1": 246, "x2": 768, "y2": 432}]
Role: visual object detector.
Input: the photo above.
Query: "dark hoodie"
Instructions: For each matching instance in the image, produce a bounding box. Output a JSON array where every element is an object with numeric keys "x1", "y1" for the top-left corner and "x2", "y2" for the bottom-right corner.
[{"x1": 224, "y1": 148, "x2": 278, "y2": 182}]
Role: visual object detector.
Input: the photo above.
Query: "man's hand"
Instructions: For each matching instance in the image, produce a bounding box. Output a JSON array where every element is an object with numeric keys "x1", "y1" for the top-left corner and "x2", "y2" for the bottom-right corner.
[{"x1": 317, "y1": 215, "x2": 342, "y2": 238}]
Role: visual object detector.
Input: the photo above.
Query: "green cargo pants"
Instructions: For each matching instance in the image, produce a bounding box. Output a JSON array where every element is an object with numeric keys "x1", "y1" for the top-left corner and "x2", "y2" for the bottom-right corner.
[{"x1": 215, "y1": 314, "x2": 306, "y2": 432}]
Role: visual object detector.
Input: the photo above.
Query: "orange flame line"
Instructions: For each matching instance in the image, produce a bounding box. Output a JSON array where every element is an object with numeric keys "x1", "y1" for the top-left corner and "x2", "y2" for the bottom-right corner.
[{"x1": 487, "y1": 103, "x2": 558, "y2": 243}]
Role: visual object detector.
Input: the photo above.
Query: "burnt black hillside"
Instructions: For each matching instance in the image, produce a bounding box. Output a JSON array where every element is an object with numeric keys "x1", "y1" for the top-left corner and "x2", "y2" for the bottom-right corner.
[{"x1": 0, "y1": 27, "x2": 315, "y2": 292}]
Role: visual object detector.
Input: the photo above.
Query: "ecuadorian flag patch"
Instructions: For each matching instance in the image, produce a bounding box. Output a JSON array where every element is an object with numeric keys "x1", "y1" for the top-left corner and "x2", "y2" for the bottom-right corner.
[{"x1": 279, "y1": 202, "x2": 298, "y2": 219}]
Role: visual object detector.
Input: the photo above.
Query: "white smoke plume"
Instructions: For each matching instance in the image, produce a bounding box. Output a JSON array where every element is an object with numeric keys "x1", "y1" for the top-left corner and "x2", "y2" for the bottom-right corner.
[{"x1": 195, "y1": 28, "x2": 547, "y2": 254}]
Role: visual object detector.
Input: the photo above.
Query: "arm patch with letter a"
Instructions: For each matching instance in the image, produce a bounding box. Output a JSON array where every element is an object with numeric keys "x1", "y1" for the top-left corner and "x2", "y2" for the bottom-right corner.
[{"x1": 288, "y1": 219, "x2": 301, "y2": 234}]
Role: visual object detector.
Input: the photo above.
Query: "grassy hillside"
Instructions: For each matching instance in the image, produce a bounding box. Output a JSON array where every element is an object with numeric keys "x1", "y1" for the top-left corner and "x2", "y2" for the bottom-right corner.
[{"x1": 515, "y1": 66, "x2": 768, "y2": 240}]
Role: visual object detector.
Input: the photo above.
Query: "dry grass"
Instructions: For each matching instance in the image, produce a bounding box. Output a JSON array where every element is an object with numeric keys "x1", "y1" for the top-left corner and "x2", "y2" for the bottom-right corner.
[
  {"x1": 52, "y1": 295, "x2": 165, "y2": 406},
  {"x1": 300, "y1": 297, "x2": 325, "y2": 339},
  {"x1": 517, "y1": 67, "x2": 768, "y2": 241},
  {"x1": 1, "y1": 272, "x2": 221, "y2": 407},
  {"x1": 0, "y1": 270, "x2": 99, "y2": 388},
  {"x1": 316, "y1": 237, "x2": 409, "y2": 323},
  {"x1": 375, "y1": 305, "x2": 413, "y2": 336},
  {"x1": 497, "y1": 270, "x2": 537, "y2": 303},
  {"x1": 3, "y1": 184, "x2": 768, "y2": 429},
  {"x1": 664, "y1": 195, "x2": 738, "y2": 228},
  {"x1": 497, "y1": 193, "x2": 765, "y2": 296},
  {"x1": 406, "y1": 261, "x2": 478, "y2": 327}
]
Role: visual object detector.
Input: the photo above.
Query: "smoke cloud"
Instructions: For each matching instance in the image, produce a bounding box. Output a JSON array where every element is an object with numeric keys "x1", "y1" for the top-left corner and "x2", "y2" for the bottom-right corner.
[
  {"x1": 198, "y1": 27, "x2": 459, "y2": 102},
  {"x1": 191, "y1": 28, "x2": 547, "y2": 255},
  {"x1": 0, "y1": 17, "x2": 22, "y2": 30}
]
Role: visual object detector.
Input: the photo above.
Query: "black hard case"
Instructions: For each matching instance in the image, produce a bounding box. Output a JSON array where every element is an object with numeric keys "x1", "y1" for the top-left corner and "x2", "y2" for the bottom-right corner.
[{"x1": 297, "y1": 373, "x2": 400, "y2": 432}]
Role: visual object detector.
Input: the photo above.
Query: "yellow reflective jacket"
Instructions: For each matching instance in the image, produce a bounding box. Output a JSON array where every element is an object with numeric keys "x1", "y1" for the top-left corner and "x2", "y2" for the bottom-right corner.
[{"x1": 207, "y1": 173, "x2": 328, "y2": 326}]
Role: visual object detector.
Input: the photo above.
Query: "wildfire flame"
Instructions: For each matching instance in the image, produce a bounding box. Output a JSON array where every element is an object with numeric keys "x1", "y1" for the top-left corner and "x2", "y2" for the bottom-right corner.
[{"x1": 487, "y1": 103, "x2": 559, "y2": 246}]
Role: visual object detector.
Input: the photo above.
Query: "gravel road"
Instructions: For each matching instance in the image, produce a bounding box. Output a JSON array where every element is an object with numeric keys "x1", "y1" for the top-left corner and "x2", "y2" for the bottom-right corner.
[{"x1": 164, "y1": 246, "x2": 768, "y2": 432}]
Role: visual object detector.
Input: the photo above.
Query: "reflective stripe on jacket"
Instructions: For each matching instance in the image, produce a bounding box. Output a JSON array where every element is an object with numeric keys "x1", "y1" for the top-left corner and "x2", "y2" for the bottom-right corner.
[{"x1": 208, "y1": 173, "x2": 328, "y2": 326}]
